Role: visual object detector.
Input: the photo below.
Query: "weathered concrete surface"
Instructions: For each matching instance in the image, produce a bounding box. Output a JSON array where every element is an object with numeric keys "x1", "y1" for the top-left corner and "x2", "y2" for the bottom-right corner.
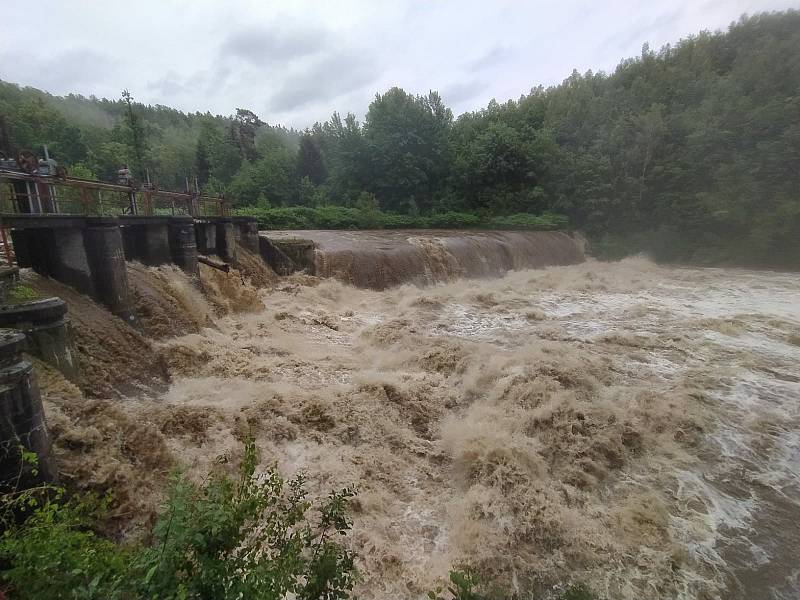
[
  {"x1": 194, "y1": 221, "x2": 217, "y2": 255},
  {"x1": 259, "y1": 234, "x2": 316, "y2": 275},
  {"x1": 168, "y1": 216, "x2": 200, "y2": 277},
  {"x1": 216, "y1": 218, "x2": 236, "y2": 262},
  {"x1": 120, "y1": 217, "x2": 171, "y2": 266},
  {"x1": 0, "y1": 297, "x2": 79, "y2": 381},
  {"x1": 233, "y1": 217, "x2": 259, "y2": 254},
  {"x1": 3, "y1": 215, "x2": 244, "y2": 317},
  {"x1": 84, "y1": 217, "x2": 136, "y2": 326},
  {"x1": 0, "y1": 329, "x2": 57, "y2": 493}
]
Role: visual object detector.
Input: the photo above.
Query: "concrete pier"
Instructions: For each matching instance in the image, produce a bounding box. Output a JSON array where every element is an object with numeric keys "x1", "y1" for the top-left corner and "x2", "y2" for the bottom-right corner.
[
  {"x1": 50, "y1": 226, "x2": 96, "y2": 296},
  {"x1": 195, "y1": 221, "x2": 217, "y2": 255},
  {"x1": 120, "y1": 217, "x2": 172, "y2": 266},
  {"x1": 0, "y1": 297, "x2": 79, "y2": 382},
  {"x1": 168, "y1": 216, "x2": 200, "y2": 277},
  {"x1": 233, "y1": 217, "x2": 259, "y2": 254},
  {"x1": 10, "y1": 216, "x2": 96, "y2": 297},
  {"x1": 216, "y1": 218, "x2": 236, "y2": 262},
  {"x1": 0, "y1": 329, "x2": 58, "y2": 493},
  {"x1": 2, "y1": 214, "x2": 240, "y2": 322},
  {"x1": 84, "y1": 217, "x2": 136, "y2": 326}
]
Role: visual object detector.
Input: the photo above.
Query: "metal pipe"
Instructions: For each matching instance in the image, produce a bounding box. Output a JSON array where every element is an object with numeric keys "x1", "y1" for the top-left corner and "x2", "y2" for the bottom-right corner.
[{"x1": 198, "y1": 255, "x2": 230, "y2": 272}]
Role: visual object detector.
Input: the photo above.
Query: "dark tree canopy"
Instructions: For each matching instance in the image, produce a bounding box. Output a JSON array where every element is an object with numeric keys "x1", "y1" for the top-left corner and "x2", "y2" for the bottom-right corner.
[
  {"x1": 0, "y1": 10, "x2": 798, "y2": 267},
  {"x1": 296, "y1": 134, "x2": 326, "y2": 185}
]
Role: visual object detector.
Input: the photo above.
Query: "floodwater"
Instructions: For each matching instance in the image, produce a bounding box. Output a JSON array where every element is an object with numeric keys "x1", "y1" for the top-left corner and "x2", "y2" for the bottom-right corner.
[
  {"x1": 38, "y1": 257, "x2": 800, "y2": 599},
  {"x1": 266, "y1": 229, "x2": 584, "y2": 289}
]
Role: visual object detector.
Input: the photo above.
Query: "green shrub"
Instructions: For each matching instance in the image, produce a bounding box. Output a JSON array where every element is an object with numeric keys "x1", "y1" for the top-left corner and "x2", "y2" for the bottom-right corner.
[
  {"x1": 0, "y1": 439, "x2": 358, "y2": 600},
  {"x1": 0, "y1": 491, "x2": 131, "y2": 600},
  {"x1": 380, "y1": 213, "x2": 418, "y2": 228},
  {"x1": 136, "y1": 438, "x2": 357, "y2": 599},
  {"x1": 486, "y1": 213, "x2": 568, "y2": 230},
  {"x1": 424, "y1": 212, "x2": 482, "y2": 229},
  {"x1": 3, "y1": 284, "x2": 41, "y2": 304},
  {"x1": 235, "y1": 205, "x2": 568, "y2": 232}
]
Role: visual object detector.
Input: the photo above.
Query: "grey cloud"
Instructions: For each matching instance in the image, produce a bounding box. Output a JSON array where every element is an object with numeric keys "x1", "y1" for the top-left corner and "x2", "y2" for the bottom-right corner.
[
  {"x1": 1, "y1": 47, "x2": 114, "y2": 93},
  {"x1": 147, "y1": 72, "x2": 192, "y2": 97},
  {"x1": 268, "y1": 50, "x2": 379, "y2": 113},
  {"x1": 220, "y1": 25, "x2": 327, "y2": 65},
  {"x1": 442, "y1": 79, "x2": 486, "y2": 105},
  {"x1": 468, "y1": 45, "x2": 513, "y2": 71},
  {"x1": 598, "y1": 7, "x2": 685, "y2": 55}
]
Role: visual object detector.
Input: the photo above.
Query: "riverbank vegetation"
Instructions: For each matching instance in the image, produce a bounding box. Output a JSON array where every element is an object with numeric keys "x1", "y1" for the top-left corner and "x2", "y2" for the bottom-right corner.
[
  {"x1": 234, "y1": 204, "x2": 568, "y2": 231},
  {"x1": 1, "y1": 442, "x2": 594, "y2": 600},
  {"x1": 1, "y1": 440, "x2": 358, "y2": 599},
  {"x1": 1, "y1": 10, "x2": 798, "y2": 266}
]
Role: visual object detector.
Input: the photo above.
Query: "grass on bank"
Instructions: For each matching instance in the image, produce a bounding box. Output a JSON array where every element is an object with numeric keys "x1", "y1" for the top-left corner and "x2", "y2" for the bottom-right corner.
[{"x1": 0, "y1": 284, "x2": 42, "y2": 305}]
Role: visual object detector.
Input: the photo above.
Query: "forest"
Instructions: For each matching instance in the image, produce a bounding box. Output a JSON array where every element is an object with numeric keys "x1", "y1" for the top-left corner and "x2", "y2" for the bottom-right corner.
[{"x1": 0, "y1": 10, "x2": 798, "y2": 267}]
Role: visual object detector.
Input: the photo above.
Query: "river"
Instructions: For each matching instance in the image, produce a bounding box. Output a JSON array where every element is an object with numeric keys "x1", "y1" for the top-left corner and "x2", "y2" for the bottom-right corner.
[{"x1": 34, "y1": 255, "x2": 800, "y2": 599}]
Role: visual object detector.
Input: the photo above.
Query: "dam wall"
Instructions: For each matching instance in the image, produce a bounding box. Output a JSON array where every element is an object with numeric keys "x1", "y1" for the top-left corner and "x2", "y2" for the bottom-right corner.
[
  {"x1": 4, "y1": 215, "x2": 258, "y2": 324},
  {"x1": 261, "y1": 230, "x2": 585, "y2": 289}
]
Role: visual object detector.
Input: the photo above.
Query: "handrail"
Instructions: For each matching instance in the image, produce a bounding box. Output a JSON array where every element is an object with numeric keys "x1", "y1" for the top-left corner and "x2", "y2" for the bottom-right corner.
[{"x1": 0, "y1": 168, "x2": 228, "y2": 217}]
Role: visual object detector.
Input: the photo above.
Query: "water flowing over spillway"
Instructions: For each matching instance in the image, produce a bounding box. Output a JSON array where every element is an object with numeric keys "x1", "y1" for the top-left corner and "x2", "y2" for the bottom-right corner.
[
  {"x1": 265, "y1": 230, "x2": 585, "y2": 289},
  {"x1": 33, "y1": 258, "x2": 800, "y2": 599}
]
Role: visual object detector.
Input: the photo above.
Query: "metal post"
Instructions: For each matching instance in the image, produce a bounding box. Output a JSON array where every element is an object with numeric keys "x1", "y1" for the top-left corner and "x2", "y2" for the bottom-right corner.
[
  {"x1": 0, "y1": 227, "x2": 13, "y2": 266},
  {"x1": 80, "y1": 187, "x2": 92, "y2": 215},
  {"x1": 25, "y1": 182, "x2": 41, "y2": 214},
  {"x1": 128, "y1": 190, "x2": 137, "y2": 215}
]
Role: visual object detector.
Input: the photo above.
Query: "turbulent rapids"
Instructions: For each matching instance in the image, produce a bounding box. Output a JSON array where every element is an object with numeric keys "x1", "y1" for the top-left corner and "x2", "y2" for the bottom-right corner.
[{"x1": 26, "y1": 251, "x2": 800, "y2": 599}]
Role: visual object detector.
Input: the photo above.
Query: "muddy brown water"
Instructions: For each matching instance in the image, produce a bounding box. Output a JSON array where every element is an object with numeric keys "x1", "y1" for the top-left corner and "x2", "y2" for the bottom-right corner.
[
  {"x1": 266, "y1": 229, "x2": 585, "y2": 289},
  {"x1": 28, "y1": 251, "x2": 800, "y2": 599}
]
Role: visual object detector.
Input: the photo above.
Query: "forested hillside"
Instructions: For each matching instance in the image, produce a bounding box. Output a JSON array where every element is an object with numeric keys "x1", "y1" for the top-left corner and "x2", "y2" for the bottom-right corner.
[{"x1": 1, "y1": 11, "x2": 798, "y2": 267}]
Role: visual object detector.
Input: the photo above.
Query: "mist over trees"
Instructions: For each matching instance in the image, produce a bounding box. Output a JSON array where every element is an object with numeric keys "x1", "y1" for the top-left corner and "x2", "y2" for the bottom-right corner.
[{"x1": 0, "y1": 11, "x2": 798, "y2": 267}]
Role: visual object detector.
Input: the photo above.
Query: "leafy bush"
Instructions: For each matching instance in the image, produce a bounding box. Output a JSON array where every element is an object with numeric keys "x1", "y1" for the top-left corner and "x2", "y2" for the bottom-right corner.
[
  {"x1": 379, "y1": 213, "x2": 419, "y2": 228},
  {"x1": 486, "y1": 213, "x2": 568, "y2": 230},
  {"x1": 2, "y1": 284, "x2": 41, "y2": 304},
  {"x1": 0, "y1": 489, "x2": 131, "y2": 600},
  {"x1": 424, "y1": 212, "x2": 481, "y2": 229},
  {"x1": 0, "y1": 439, "x2": 357, "y2": 600},
  {"x1": 234, "y1": 205, "x2": 567, "y2": 232},
  {"x1": 136, "y1": 438, "x2": 357, "y2": 599}
]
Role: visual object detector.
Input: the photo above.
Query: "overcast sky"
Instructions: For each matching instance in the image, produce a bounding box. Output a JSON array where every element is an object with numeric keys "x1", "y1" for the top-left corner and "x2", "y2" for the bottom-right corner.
[{"x1": 1, "y1": 0, "x2": 796, "y2": 128}]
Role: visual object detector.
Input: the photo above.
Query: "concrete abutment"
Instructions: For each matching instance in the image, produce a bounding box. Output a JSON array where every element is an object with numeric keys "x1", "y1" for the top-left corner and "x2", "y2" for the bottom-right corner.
[
  {"x1": 0, "y1": 329, "x2": 58, "y2": 493},
  {"x1": 0, "y1": 298, "x2": 79, "y2": 382}
]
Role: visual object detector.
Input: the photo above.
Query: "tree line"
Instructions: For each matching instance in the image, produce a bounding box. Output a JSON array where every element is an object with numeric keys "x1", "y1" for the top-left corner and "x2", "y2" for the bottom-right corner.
[{"x1": 0, "y1": 10, "x2": 797, "y2": 267}]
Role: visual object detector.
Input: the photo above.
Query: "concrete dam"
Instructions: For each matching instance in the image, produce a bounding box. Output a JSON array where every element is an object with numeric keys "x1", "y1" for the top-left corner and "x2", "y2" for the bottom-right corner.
[{"x1": 262, "y1": 229, "x2": 585, "y2": 289}]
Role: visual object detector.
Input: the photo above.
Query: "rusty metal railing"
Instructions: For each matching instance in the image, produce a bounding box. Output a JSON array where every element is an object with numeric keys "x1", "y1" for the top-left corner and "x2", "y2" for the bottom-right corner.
[{"x1": 0, "y1": 168, "x2": 229, "y2": 218}]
